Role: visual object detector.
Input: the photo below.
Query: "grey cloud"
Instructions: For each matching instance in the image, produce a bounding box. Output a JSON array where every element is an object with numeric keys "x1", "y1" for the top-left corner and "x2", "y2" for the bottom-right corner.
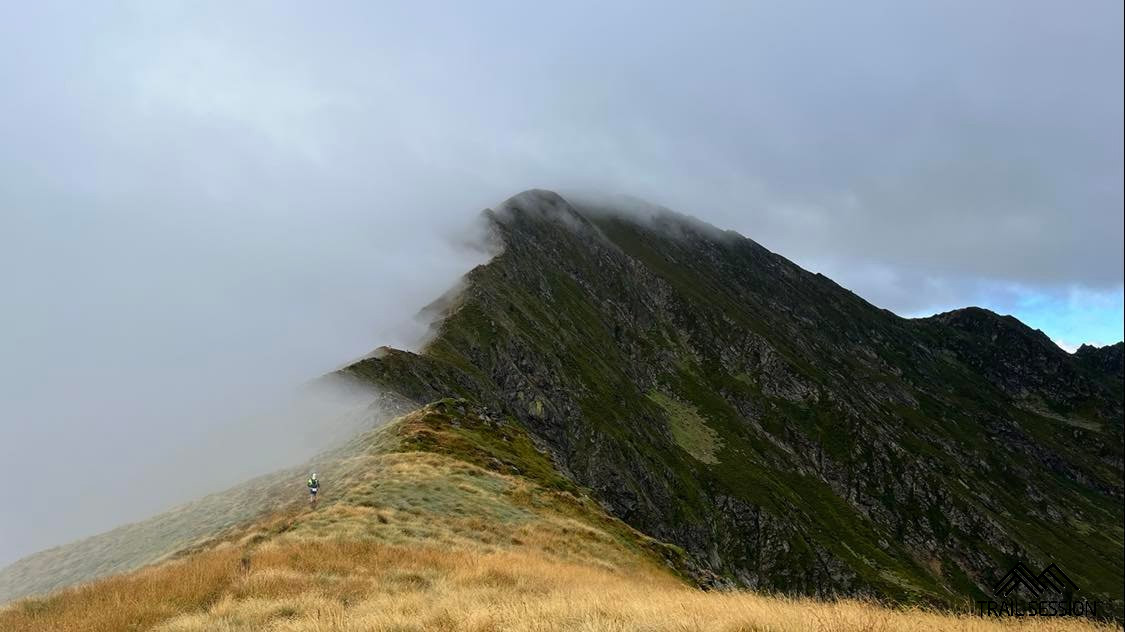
[{"x1": 1, "y1": 1, "x2": 1121, "y2": 565}]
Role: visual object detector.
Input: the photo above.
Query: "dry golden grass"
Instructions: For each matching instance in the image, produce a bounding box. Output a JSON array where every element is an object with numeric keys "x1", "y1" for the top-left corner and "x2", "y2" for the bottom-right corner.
[
  {"x1": 3, "y1": 537, "x2": 1113, "y2": 632},
  {"x1": 147, "y1": 541, "x2": 1125, "y2": 632},
  {"x1": 0, "y1": 544, "x2": 244, "y2": 632},
  {"x1": 1, "y1": 411, "x2": 1117, "y2": 632}
]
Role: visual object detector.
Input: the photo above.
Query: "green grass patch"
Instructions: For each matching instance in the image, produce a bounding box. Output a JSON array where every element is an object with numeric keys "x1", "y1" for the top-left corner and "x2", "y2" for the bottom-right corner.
[{"x1": 646, "y1": 390, "x2": 723, "y2": 464}]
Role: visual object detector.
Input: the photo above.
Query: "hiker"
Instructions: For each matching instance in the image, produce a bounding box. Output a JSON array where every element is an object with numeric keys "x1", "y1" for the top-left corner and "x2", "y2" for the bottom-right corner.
[{"x1": 307, "y1": 472, "x2": 319, "y2": 506}]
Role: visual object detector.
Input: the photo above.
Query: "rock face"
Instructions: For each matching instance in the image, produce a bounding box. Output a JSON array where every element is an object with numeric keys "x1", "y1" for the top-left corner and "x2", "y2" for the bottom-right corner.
[
  {"x1": 1075, "y1": 342, "x2": 1125, "y2": 382},
  {"x1": 343, "y1": 190, "x2": 1123, "y2": 610}
]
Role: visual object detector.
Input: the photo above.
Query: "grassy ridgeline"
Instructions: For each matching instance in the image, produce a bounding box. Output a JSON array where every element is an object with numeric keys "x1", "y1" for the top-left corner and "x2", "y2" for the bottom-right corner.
[{"x1": 1, "y1": 403, "x2": 1116, "y2": 632}]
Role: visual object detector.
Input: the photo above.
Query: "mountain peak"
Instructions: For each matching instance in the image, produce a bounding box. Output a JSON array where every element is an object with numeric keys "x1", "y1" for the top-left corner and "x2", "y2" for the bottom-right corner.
[
  {"x1": 342, "y1": 192, "x2": 1123, "y2": 610},
  {"x1": 487, "y1": 189, "x2": 587, "y2": 228},
  {"x1": 1076, "y1": 341, "x2": 1125, "y2": 378},
  {"x1": 5, "y1": 191, "x2": 1120, "y2": 623}
]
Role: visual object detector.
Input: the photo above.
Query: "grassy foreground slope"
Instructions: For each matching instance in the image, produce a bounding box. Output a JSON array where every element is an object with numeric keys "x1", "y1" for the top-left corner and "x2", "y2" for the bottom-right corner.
[
  {"x1": 1, "y1": 401, "x2": 1115, "y2": 631},
  {"x1": 0, "y1": 463, "x2": 304, "y2": 605},
  {"x1": 0, "y1": 383, "x2": 403, "y2": 606}
]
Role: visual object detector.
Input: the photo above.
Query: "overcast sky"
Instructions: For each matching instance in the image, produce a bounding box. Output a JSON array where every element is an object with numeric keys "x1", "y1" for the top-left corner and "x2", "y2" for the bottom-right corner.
[{"x1": 1, "y1": 1, "x2": 1121, "y2": 567}]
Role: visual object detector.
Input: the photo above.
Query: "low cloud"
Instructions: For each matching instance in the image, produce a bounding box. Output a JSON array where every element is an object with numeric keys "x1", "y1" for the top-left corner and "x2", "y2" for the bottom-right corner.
[{"x1": 1, "y1": 2, "x2": 1121, "y2": 564}]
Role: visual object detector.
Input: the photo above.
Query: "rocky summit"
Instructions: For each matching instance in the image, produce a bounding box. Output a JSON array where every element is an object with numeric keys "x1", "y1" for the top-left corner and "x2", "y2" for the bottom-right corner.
[{"x1": 344, "y1": 189, "x2": 1123, "y2": 611}]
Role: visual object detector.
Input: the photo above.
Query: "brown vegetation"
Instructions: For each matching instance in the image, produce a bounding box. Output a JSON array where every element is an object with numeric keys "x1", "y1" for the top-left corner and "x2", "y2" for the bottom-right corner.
[
  {"x1": 1, "y1": 406, "x2": 1116, "y2": 631},
  {"x1": 3, "y1": 536, "x2": 1115, "y2": 632}
]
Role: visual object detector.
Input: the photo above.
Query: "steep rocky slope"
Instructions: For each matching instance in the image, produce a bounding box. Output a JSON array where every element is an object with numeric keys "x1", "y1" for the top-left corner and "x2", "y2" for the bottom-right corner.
[
  {"x1": 343, "y1": 190, "x2": 1123, "y2": 611},
  {"x1": 1076, "y1": 342, "x2": 1125, "y2": 383}
]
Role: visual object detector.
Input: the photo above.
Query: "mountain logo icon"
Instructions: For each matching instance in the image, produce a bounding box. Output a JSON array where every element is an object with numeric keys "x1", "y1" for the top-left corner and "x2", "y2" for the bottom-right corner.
[{"x1": 993, "y1": 562, "x2": 1079, "y2": 598}]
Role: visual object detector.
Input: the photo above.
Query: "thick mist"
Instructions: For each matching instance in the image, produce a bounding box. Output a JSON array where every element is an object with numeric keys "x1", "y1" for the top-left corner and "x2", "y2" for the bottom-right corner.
[
  {"x1": 1, "y1": 2, "x2": 1122, "y2": 566},
  {"x1": 0, "y1": 214, "x2": 492, "y2": 567}
]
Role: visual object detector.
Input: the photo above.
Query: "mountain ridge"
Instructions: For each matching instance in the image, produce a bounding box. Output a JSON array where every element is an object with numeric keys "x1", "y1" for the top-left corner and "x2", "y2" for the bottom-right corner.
[
  {"x1": 343, "y1": 189, "x2": 1123, "y2": 609},
  {"x1": 2, "y1": 189, "x2": 1121, "y2": 623}
]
